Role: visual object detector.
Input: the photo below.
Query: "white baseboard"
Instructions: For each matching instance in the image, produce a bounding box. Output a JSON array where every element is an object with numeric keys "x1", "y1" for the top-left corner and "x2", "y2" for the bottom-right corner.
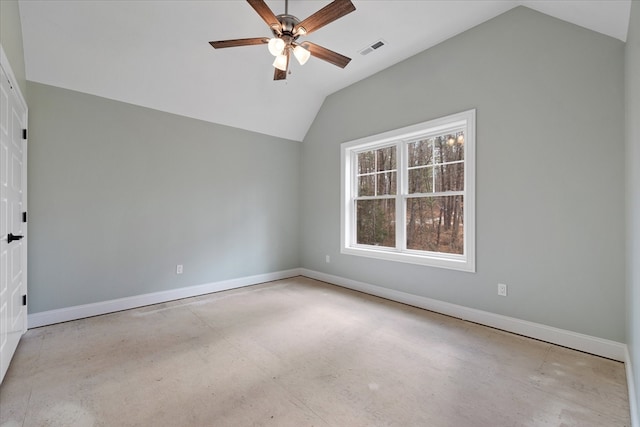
[
  {"x1": 300, "y1": 268, "x2": 627, "y2": 362},
  {"x1": 627, "y1": 346, "x2": 640, "y2": 427},
  {"x1": 28, "y1": 267, "x2": 627, "y2": 362},
  {"x1": 28, "y1": 268, "x2": 302, "y2": 328}
]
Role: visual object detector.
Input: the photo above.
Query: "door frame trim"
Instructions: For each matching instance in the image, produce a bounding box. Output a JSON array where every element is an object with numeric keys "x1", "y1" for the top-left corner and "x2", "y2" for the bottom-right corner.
[{"x1": 0, "y1": 45, "x2": 28, "y2": 111}]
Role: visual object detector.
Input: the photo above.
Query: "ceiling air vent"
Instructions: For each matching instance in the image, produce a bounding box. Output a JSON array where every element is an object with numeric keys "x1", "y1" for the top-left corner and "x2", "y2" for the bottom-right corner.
[{"x1": 359, "y1": 39, "x2": 387, "y2": 56}]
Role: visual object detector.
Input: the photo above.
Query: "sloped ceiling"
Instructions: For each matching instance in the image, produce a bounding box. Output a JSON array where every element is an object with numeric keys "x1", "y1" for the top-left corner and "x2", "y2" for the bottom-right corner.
[{"x1": 19, "y1": 0, "x2": 632, "y2": 141}]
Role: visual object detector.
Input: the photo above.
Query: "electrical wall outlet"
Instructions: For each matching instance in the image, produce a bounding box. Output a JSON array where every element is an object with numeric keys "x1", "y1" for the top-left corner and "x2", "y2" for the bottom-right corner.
[
  {"x1": 326, "y1": 255, "x2": 330, "y2": 263},
  {"x1": 498, "y1": 283, "x2": 507, "y2": 297},
  {"x1": 176, "y1": 264, "x2": 183, "y2": 275}
]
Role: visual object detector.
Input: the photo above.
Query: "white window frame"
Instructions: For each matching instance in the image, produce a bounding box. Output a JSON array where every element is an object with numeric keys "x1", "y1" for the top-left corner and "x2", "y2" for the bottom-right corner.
[{"x1": 341, "y1": 109, "x2": 476, "y2": 272}]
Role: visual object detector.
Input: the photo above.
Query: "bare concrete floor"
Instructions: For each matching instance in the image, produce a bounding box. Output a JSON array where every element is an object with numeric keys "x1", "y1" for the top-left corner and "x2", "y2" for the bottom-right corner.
[{"x1": 0, "y1": 277, "x2": 631, "y2": 426}]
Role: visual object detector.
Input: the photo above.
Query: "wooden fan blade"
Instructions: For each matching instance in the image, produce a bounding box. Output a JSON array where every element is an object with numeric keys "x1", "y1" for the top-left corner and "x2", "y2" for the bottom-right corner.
[
  {"x1": 274, "y1": 50, "x2": 289, "y2": 80},
  {"x1": 304, "y1": 42, "x2": 351, "y2": 68},
  {"x1": 294, "y1": 0, "x2": 355, "y2": 36},
  {"x1": 247, "y1": 0, "x2": 280, "y2": 30},
  {"x1": 209, "y1": 38, "x2": 269, "y2": 49},
  {"x1": 274, "y1": 67, "x2": 287, "y2": 80}
]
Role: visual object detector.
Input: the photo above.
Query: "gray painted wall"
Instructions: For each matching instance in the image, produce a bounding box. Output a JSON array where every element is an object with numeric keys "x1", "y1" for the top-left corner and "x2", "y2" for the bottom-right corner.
[
  {"x1": 0, "y1": 0, "x2": 26, "y2": 96},
  {"x1": 301, "y1": 6, "x2": 626, "y2": 342},
  {"x1": 26, "y1": 82, "x2": 300, "y2": 313},
  {"x1": 626, "y1": 0, "x2": 640, "y2": 420}
]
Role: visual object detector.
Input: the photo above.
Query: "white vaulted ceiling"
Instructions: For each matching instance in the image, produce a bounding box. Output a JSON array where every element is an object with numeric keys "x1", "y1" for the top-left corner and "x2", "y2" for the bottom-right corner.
[{"x1": 18, "y1": 0, "x2": 632, "y2": 141}]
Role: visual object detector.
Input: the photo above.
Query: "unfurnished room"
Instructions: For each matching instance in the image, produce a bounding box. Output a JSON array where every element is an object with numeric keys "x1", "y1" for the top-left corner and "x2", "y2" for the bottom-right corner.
[{"x1": 1, "y1": 0, "x2": 640, "y2": 425}]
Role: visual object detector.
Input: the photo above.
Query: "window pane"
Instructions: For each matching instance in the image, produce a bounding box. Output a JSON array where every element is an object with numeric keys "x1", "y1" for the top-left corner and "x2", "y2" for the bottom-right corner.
[
  {"x1": 408, "y1": 166, "x2": 433, "y2": 194},
  {"x1": 376, "y1": 146, "x2": 396, "y2": 172},
  {"x1": 358, "y1": 174, "x2": 375, "y2": 196},
  {"x1": 376, "y1": 172, "x2": 397, "y2": 195},
  {"x1": 406, "y1": 196, "x2": 464, "y2": 254},
  {"x1": 358, "y1": 151, "x2": 375, "y2": 174},
  {"x1": 433, "y1": 162, "x2": 464, "y2": 192},
  {"x1": 356, "y1": 199, "x2": 396, "y2": 247},
  {"x1": 433, "y1": 133, "x2": 464, "y2": 164},
  {"x1": 408, "y1": 139, "x2": 433, "y2": 167},
  {"x1": 450, "y1": 162, "x2": 465, "y2": 192}
]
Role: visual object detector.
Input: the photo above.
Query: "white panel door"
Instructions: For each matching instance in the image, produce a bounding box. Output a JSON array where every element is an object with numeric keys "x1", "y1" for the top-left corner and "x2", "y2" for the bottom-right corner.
[{"x1": 0, "y1": 49, "x2": 28, "y2": 384}]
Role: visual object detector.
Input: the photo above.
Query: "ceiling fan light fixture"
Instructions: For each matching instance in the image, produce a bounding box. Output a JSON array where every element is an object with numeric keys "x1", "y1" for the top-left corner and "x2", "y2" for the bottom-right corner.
[
  {"x1": 273, "y1": 53, "x2": 288, "y2": 71},
  {"x1": 293, "y1": 45, "x2": 311, "y2": 65},
  {"x1": 210, "y1": 0, "x2": 356, "y2": 81},
  {"x1": 268, "y1": 37, "x2": 285, "y2": 56}
]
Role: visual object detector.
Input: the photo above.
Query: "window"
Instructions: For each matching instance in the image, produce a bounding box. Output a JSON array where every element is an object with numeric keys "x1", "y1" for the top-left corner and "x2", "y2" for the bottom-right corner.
[{"x1": 341, "y1": 110, "x2": 475, "y2": 272}]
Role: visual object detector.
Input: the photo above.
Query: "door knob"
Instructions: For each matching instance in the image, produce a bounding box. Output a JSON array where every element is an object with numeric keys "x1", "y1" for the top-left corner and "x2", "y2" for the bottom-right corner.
[{"x1": 7, "y1": 233, "x2": 24, "y2": 244}]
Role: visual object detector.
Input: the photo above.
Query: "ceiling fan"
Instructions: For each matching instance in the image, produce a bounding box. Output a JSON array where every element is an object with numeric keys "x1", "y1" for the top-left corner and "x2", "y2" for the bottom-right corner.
[{"x1": 209, "y1": 0, "x2": 356, "y2": 80}]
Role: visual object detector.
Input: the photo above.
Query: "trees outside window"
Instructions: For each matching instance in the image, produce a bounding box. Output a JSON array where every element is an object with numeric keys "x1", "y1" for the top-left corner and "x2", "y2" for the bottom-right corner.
[{"x1": 341, "y1": 110, "x2": 475, "y2": 272}]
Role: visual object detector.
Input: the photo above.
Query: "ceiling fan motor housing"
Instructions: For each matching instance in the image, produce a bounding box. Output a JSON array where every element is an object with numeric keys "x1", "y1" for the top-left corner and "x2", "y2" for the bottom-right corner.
[{"x1": 273, "y1": 14, "x2": 303, "y2": 42}]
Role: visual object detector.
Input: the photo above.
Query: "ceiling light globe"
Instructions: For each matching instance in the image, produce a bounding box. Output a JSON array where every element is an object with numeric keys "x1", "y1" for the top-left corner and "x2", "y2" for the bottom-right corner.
[
  {"x1": 268, "y1": 38, "x2": 285, "y2": 56},
  {"x1": 293, "y1": 45, "x2": 311, "y2": 65},
  {"x1": 273, "y1": 54, "x2": 288, "y2": 71}
]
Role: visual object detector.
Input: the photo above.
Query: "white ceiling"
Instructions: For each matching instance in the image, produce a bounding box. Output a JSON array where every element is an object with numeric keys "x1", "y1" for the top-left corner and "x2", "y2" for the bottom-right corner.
[{"x1": 19, "y1": 0, "x2": 632, "y2": 141}]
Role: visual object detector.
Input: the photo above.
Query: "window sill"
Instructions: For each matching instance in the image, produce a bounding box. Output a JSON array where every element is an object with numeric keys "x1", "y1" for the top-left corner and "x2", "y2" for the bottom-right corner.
[{"x1": 341, "y1": 246, "x2": 475, "y2": 272}]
